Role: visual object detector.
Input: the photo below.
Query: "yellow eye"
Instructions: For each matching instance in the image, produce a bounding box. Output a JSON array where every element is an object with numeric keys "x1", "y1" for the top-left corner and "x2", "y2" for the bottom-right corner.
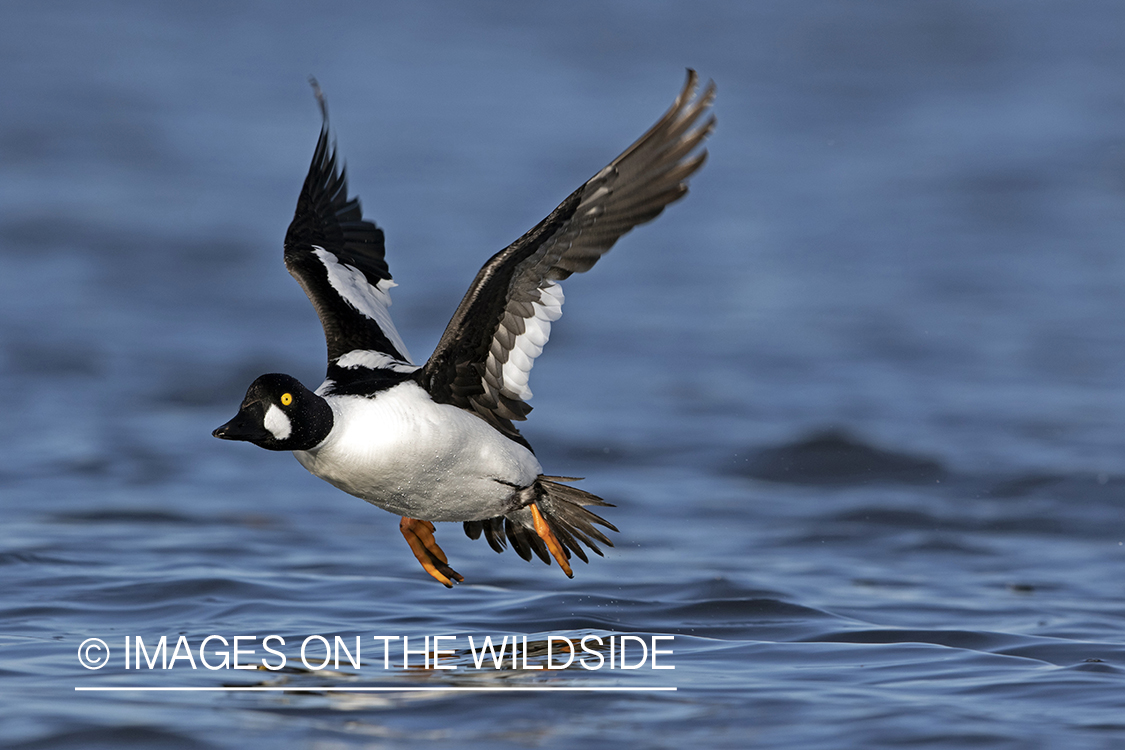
[{"x1": 280, "y1": 393, "x2": 293, "y2": 406}]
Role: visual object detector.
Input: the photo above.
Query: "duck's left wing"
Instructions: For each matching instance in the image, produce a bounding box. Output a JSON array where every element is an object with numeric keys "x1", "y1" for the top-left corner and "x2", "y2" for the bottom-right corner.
[
  {"x1": 283, "y1": 83, "x2": 415, "y2": 392},
  {"x1": 417, "y1": 71, "x2": 714, "y2": 443}
]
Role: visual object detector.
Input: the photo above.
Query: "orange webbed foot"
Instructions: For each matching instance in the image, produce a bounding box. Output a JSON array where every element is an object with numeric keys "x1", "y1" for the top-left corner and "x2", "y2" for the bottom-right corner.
[
  {"x1": 400, "y1": 517, "x2": 464, "y2": 587},
  {"x1": 529, "y1": 502, "x2": 573, "y2": 578}
]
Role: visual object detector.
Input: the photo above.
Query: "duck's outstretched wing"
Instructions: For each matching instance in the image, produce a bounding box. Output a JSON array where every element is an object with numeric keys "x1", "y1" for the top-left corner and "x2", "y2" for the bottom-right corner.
[
  {"x1": 416, "y1": 70, "x2": 715, "y2": 442},
  {"x1": 284, "y1": 81, "x2": 416, "y2": 394}
]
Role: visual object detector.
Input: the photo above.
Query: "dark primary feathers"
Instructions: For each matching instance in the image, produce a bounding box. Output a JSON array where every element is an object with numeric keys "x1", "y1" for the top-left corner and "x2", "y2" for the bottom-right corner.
[
  {"x1": 283, "y1": 79, "x2": 410, "y2": 368},
  {"x1": 417, "y1": 70, "x2": 715, "y2": 443}
]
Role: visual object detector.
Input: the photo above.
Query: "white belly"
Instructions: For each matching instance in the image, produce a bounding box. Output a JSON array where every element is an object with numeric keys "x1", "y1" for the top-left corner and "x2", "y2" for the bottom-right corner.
[{"x1": 292, "y1": 381, "x2": 542, "y2": 521}]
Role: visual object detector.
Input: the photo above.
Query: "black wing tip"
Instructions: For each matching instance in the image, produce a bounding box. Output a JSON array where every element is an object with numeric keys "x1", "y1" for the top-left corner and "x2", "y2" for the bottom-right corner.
[
  {"x1": 308, "y1": 75, "x2": 328, "y2": 126},
  {"x1": 682, "y1": 68, "x2": 717, "y2": 99},
  {"x1": 285, "y1": 76, "x2": 391, "y2": 282},
  {"x1": 678, "y1": 70, "x2": 717, "y2": 140},
  {"x1": 675, "y1": 69, "x2": 716, "y2": 118}
]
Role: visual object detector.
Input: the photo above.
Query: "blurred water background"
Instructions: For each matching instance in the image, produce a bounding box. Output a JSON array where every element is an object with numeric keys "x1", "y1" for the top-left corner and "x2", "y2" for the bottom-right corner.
[{"x1": 3, "y1": 1, "x2": 1125, "y2": 747}]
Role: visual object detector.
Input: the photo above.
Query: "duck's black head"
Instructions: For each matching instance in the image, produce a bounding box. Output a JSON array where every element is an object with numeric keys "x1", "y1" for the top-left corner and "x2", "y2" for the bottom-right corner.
[{"x1": 213, "y1": 373, "x2": 333, "y2": 451}]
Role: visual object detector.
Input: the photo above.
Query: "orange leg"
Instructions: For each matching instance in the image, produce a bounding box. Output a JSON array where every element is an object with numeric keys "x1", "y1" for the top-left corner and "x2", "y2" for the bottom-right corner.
[
  {"x1": 399, "y1": 517, "x2": 464, "y2": 587},
  {"x1": 529, "y1": 503, "x2": 573, "y2": 578}
]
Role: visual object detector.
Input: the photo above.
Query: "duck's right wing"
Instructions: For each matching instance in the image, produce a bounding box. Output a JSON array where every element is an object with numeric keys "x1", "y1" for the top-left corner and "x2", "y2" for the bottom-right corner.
[{"x1": 416, "y1": 70, "x2": 715, "y2": 443}]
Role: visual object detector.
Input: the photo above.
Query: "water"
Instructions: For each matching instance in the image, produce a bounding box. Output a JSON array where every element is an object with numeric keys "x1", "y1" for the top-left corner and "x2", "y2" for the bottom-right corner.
[{"x1": 3, "y1": 1, "x2": 1125, "y2": 747}]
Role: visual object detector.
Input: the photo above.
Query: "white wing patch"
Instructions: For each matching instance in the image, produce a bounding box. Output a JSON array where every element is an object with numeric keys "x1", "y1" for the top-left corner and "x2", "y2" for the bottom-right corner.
[
  {"x1": 312, "y1": 245, "x2": 413, "y2": 362},
  {"x1": 335, "y1": 349, "x2": 421, "y2": 373},
  {"x1": 494, "y1": 281, "x2": 564, "y2": 401}
]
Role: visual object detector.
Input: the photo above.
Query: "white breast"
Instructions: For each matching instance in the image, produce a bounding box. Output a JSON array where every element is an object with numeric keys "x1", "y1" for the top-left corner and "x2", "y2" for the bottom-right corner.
[{"x1": 292, "y1": 381, "x2": 542, "y2": 521}]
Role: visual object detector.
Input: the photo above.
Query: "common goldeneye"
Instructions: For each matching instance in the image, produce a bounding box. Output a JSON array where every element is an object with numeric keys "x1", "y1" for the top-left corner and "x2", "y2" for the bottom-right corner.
[{"x1": 214, "y1": 71, "x2": 715, "y2": 586}]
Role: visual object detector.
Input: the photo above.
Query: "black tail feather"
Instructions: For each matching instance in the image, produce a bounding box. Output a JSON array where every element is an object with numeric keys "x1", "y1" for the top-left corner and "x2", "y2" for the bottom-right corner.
[
  {"x1": 484, "y1": 517, "x2": 506, "y2": 553},
  {"x1": 463, "y1": 476, "x2": 616, "y2": 567}
]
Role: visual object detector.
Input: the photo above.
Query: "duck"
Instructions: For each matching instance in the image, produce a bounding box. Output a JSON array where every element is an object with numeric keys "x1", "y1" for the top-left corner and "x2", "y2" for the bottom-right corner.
[{"x1": 214, "y1": 71, "x2": 715, "y2": 586}]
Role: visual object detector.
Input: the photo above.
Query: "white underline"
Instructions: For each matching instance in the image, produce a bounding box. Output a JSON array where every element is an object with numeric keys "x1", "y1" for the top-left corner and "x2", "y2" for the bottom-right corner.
[{"x1": 75, "y1": 686, "x2": 675, "y2": 692}]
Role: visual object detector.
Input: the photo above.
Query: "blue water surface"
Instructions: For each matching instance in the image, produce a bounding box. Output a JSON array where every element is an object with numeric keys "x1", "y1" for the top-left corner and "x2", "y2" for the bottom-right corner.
[{"x1": 3, "y1": 2, "x2": 1125, "y2": 748}]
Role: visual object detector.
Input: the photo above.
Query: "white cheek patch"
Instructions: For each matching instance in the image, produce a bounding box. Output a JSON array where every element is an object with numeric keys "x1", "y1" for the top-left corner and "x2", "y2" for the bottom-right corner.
[
  {"x1": 263, "y1": 404, "x2": 292, "y2": 441},
  {"x1": 311, "y1": 246, "x2": 413, "y2": 362}
]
